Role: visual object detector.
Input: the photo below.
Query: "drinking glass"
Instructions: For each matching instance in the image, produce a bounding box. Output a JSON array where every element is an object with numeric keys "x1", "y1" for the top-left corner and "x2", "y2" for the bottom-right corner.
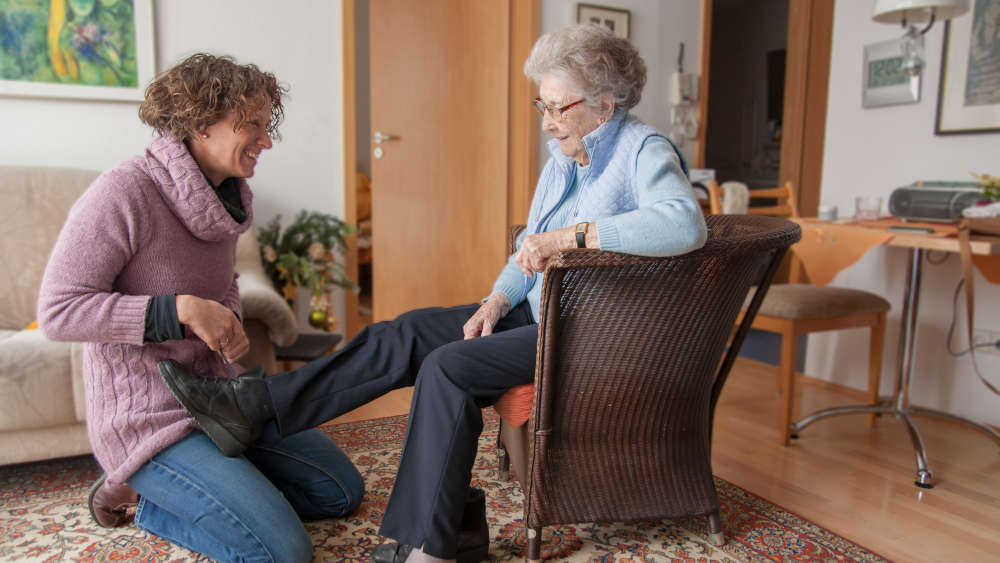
[{"x1": 854, "y1": 196, "x2": 882, "y2": 221}]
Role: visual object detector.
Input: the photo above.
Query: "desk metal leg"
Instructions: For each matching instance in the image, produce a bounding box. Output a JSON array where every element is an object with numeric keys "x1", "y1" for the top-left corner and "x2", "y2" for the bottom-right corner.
[
  {"x1": 792, "y1": 246, "x2": 1000, "y2": 487},
  {"x1": 909, "y1": 406, "x2": 1000, "y2": 445},
  {"x1": 791, "y1": 248, "x2": 943, "y2": 487},
  {"x1": 899, "y1": 410, "x2": 933, "y2": 488}
]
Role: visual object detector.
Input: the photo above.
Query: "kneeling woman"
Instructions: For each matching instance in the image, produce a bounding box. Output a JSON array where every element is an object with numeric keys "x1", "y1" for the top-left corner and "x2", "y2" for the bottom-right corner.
[{"x1": 38, "y1": 53, "x2": 364, "y2": 562}]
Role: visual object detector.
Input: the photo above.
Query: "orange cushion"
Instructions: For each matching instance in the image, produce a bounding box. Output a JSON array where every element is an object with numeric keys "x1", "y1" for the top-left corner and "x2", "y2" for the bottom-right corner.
[
  {"x1": 25, "y1": 320, "x2": 38, "y2": 330},
  {"x1": 494, "y1": 383, "x2": 535, "y2": 427}
]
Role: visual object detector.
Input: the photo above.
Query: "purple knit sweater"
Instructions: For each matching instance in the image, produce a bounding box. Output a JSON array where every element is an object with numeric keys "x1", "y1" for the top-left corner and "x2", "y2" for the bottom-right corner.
[{"x1": 38, "y1": 136, "x2": 254, "y2": 485}]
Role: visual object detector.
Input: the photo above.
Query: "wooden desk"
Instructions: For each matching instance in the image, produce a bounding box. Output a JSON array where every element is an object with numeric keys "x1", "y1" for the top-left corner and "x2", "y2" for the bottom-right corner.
[{"x1": 788, "y1": 218, "x2": 1000, "y2": 488}]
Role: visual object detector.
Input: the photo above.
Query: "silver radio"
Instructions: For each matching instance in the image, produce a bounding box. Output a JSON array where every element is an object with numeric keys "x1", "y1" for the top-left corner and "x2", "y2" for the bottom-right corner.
[{"x1": 888, "y1": 181, "x2": 982, "y2": 222}]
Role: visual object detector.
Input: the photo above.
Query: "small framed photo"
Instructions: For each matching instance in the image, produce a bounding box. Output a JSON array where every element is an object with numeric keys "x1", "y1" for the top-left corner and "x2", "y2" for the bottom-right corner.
[
  {"x1": 576, "y1": 3, "x2": 630, "y2": 39},
  {"x1": 935, "y1": 3, "x2": 1000, "y2": 135},
  {"x1": 0, "y1": 0, "x2": 155, "y2": 102},
  {"x1": 862, "y1": 38, "x2": 920, "y2": 108}
]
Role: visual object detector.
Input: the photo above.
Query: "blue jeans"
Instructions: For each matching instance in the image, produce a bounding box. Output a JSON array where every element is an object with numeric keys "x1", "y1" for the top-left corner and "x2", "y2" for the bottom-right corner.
[{"x1": 127, "y1": 424, "x2": 364, "y2": 563}]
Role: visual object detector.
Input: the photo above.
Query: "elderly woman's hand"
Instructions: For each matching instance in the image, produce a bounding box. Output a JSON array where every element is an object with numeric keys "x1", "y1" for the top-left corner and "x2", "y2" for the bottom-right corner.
[
  {"x1": 176, "y1": 294, "x2": 250, "y2": 362},
  {"x1": 463, "y1": 292, "x2": 511, "y2": 339},
  {"x1": 517, "y1": 224, "x2": 599, "y2": 276}
]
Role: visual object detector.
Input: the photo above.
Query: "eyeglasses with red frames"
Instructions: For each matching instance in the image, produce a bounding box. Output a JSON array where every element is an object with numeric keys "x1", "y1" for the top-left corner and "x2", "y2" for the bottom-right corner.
[{"x1": 532, "y1": 97, "x2": 585, "y2": 121}]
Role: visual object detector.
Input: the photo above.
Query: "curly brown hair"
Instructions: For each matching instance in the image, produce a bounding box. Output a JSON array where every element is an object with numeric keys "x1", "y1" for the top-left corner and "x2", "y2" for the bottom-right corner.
[{"x1": 139, "y1": 53, "x2": 287, "y2": 141}]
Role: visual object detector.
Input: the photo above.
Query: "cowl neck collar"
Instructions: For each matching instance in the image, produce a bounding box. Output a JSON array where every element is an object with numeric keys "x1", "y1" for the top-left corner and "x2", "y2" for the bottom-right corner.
[
  {"x1": 144, "y1": 136, "x2": 254, "y2": 241},
  {"x1": 546, "y1": 108, "x2": 627, "y2": 170}
]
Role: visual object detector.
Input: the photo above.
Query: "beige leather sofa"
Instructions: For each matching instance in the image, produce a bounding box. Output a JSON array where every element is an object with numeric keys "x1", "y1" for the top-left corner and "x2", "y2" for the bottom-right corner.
[{"x1": 0, "y1": 166, "x2": 297, "y2": 466}]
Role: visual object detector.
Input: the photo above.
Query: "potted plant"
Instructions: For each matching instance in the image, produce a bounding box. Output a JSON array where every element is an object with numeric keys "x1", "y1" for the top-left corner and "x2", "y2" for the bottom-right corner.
[
  {"x1": 973, "y1": 173, "x2": 1000, "y2": 204},
  {"x1": 257, "y1": 211, "x2": 358, "y2": 331}
]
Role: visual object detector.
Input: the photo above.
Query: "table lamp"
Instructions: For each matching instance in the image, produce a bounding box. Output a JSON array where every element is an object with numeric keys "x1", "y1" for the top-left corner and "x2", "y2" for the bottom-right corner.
[{"x1": 872, "y1": 0, "x2": 969, "y2": 76}]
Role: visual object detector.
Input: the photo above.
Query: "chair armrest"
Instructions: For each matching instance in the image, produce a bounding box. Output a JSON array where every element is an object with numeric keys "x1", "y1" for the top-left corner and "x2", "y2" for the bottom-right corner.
[
  {"x1": 545, "y1": 248, "x2": 671, "y2": 271},
  {"x1": 237, "y1": 268, "x2": 298, "y2": 347}
]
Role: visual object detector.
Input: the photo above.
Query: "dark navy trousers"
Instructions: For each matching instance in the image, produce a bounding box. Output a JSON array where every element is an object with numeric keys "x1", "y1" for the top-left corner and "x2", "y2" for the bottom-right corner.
[{"x1": 265, "y1": 302, "x2": 537, "y2": 558}]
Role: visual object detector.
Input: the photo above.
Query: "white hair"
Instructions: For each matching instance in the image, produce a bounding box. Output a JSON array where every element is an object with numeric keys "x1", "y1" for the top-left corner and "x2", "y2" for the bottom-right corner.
[{"x1": 523, "y1": 24, "x2": 646, "y2": 110}]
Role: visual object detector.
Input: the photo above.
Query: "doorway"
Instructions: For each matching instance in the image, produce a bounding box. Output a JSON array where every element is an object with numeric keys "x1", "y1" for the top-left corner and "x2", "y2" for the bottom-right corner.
[
  {"x1": 341, "y1": 0, "x2": 539, "y2": 338},
  {"x1": 699, "y1": 0, "x2": 833, "y2": 215},
  {"x1": 705, "y1": 0, "x2": 788, "y2": 190},
  {"x1": 699, "y1": 0, "x2": 834, "y2": 368}
]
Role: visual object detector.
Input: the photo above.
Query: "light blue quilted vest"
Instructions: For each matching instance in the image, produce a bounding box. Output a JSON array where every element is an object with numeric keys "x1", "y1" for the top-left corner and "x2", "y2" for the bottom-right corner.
[{"x1": 527, "y1": 109, "x2": 687, "y2": 235}]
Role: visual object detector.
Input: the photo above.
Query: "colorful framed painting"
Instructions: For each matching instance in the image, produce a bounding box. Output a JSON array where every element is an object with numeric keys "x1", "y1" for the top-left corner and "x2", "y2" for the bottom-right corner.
[
  {"x1": 935, "y1": 0, "x2": 1000, "y2": 135},
  {"x1": 0, "y1": 0, "x2": 155, "y2": 101}
]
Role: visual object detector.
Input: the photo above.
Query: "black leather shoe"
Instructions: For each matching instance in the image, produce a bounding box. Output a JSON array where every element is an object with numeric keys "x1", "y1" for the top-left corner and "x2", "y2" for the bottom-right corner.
[
  {"x1": 370, "y1": 535, "x2": 488, "y2": 563},
  {"x1": 157, "y1": 359, "x2": 274, "y2": 457},
  {"x1": 371, "y1": 488, "x2": 490, "y2": 563}
]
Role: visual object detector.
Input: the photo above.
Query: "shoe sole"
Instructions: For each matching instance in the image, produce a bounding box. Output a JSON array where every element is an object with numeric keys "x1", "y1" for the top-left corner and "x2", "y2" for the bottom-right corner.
[
  {"x1": 158, "y1": 362, "x2": 248, "y2": 457},
  {"x1": 373, "y1": 543, "x2": 488, "y2": 563},
  {"x1": 87, "y1": 474, "x2": 110, "y2": 528}
]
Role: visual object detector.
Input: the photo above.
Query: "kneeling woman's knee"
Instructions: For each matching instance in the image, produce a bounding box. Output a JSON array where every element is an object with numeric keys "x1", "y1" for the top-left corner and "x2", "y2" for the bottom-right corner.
[
  {"x1": 301, "y1": 462, "x2": 365, "y2": 519},
  {"x1": 335, "y1": 464, "x2": 365, "y2": 515},
  {"x1": 263, "y1": 527, "x2": 313, "y2": 563}
]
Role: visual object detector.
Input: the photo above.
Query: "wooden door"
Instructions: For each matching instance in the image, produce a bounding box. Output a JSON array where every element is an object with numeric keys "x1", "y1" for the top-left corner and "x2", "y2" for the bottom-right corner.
[{"x1": 368, "y1": 0, "x2": 511, "y2": 322}]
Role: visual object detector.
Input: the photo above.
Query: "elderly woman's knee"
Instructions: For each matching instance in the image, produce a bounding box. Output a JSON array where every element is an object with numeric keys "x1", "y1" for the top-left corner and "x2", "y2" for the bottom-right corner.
[{"x1": 417, "y1": 343, "x2": 479, "y2": 391}]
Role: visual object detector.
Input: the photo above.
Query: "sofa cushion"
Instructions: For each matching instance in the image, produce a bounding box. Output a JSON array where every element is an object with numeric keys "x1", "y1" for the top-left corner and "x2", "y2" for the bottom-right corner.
[
  {"x1": 0, "y1": 329, "x2": 78, "y2": 431},
  {"x1": 0, "y1": 166, "x2": 99, "y2": 330}
]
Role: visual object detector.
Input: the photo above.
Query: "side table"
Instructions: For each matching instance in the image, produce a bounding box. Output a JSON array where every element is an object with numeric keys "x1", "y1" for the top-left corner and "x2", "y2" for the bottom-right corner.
[{"x1": 274, "y1": 333, "x2": 344, "y2": 371}]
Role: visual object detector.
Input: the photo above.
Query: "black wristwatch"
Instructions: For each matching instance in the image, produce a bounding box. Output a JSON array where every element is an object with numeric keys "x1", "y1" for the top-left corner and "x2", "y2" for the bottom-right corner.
[{"x1": 575, "y1": 222, "x2": 588, "y2": 248}]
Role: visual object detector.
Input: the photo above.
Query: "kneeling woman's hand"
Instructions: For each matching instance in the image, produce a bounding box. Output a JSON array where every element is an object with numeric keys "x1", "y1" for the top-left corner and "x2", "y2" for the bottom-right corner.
[
  {"x1": 176, "y1": 294, "x2": 249, "y2": 362},
  {"x1": 463, "y1": 292, "x2": 511, "y2": 339}
]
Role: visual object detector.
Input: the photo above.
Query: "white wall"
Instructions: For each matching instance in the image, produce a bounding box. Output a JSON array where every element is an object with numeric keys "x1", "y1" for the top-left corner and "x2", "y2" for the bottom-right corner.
[
  {"x1": 1, "y1": 0, "x2": 347, "y2": 335},
  {"x1": 538, "y1": 0, "x2": 703, "y2": 167},
  {"x1": 809, "y1": 1, "x2": 1000, "y2": 426}
]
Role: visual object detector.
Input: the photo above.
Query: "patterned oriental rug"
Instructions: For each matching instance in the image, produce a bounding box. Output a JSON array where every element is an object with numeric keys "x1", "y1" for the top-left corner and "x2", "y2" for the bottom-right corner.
[{"x1": 0, "y1": 412, "x2": 887, "y2": 562}]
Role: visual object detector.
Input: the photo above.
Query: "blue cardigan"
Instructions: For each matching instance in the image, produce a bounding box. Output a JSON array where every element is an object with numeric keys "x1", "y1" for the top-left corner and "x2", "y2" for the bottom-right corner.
[{"x1": 491, "y1": 109, "x2": 706, "y2": 321}]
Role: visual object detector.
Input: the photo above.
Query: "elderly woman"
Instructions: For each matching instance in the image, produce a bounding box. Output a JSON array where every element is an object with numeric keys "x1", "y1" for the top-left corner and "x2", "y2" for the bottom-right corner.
[
  {"x1": 159, "y1": 25, "x2": 705, "y2": 563},
  {"x1": 38, "y1": 53, "x2": 364, "y2": 562}
]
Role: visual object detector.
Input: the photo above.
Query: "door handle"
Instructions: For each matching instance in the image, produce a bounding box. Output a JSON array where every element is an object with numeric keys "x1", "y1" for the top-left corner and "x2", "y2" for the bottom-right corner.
[{"x1": 373, "y1": 131, "x2": 400, "y2": 144}]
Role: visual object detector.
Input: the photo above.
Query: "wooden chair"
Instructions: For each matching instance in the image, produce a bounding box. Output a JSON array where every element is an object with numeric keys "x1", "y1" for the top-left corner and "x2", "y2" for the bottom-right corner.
[
  {"x1": 495, "y1": 215, "x2": 801, "y2": 561},
  {"x1": 708, "y1": 180, "x2": 890, "y2": 445}
]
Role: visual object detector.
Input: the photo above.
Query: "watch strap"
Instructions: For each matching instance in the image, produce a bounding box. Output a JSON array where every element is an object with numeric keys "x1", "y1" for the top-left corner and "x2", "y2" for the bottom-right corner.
[{"x1": 575, "y1": 222, "x2": 588, "y2": 248}]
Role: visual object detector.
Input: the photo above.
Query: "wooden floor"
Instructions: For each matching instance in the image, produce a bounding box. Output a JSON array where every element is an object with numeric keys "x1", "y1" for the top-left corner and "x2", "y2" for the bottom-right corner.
[{"x1": 331, "y1": 356, "x2": 1000, "y2": 562}]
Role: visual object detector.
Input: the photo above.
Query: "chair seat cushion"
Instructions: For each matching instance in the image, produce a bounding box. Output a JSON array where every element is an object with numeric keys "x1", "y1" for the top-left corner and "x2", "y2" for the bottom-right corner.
[
  {"x1": 494, "y1": 383, "x2": 534, "y2": 427},
  {"x1": 752, "y1": 283, "x2": 890, "y2": 320}
]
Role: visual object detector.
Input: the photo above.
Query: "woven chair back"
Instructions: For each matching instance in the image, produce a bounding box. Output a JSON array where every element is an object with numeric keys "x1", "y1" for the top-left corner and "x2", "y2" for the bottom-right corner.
[{"x1": 521, "y1": 214, "x2": 800, "y2": 528}]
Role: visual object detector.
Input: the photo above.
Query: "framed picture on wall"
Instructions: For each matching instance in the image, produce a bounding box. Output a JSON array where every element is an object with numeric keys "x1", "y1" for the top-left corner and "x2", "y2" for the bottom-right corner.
[
  {"x1": 576, "y1": 3, "x2": 630, "y2": 39},
  {"x1": 0, "y1": 0, "x2": 155, "y2": 102},
  {"x1": 862, "y1": 38, "x2": 920, "y2": 108},
  {"x1": 935, "y1": 0, "x2": 1000, "y2": 135}
]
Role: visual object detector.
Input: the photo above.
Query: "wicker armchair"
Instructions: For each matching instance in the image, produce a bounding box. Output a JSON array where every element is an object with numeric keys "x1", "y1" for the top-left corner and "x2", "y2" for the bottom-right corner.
[{"x1": 495, "y1": 215, "x2": 801, "y2": 561}]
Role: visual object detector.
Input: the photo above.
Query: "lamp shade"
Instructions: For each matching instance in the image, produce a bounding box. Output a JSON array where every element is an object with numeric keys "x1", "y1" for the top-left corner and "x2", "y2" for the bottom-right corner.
[{"x1": 872, "y1": 0, "x2": 969, "y2": 24}]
